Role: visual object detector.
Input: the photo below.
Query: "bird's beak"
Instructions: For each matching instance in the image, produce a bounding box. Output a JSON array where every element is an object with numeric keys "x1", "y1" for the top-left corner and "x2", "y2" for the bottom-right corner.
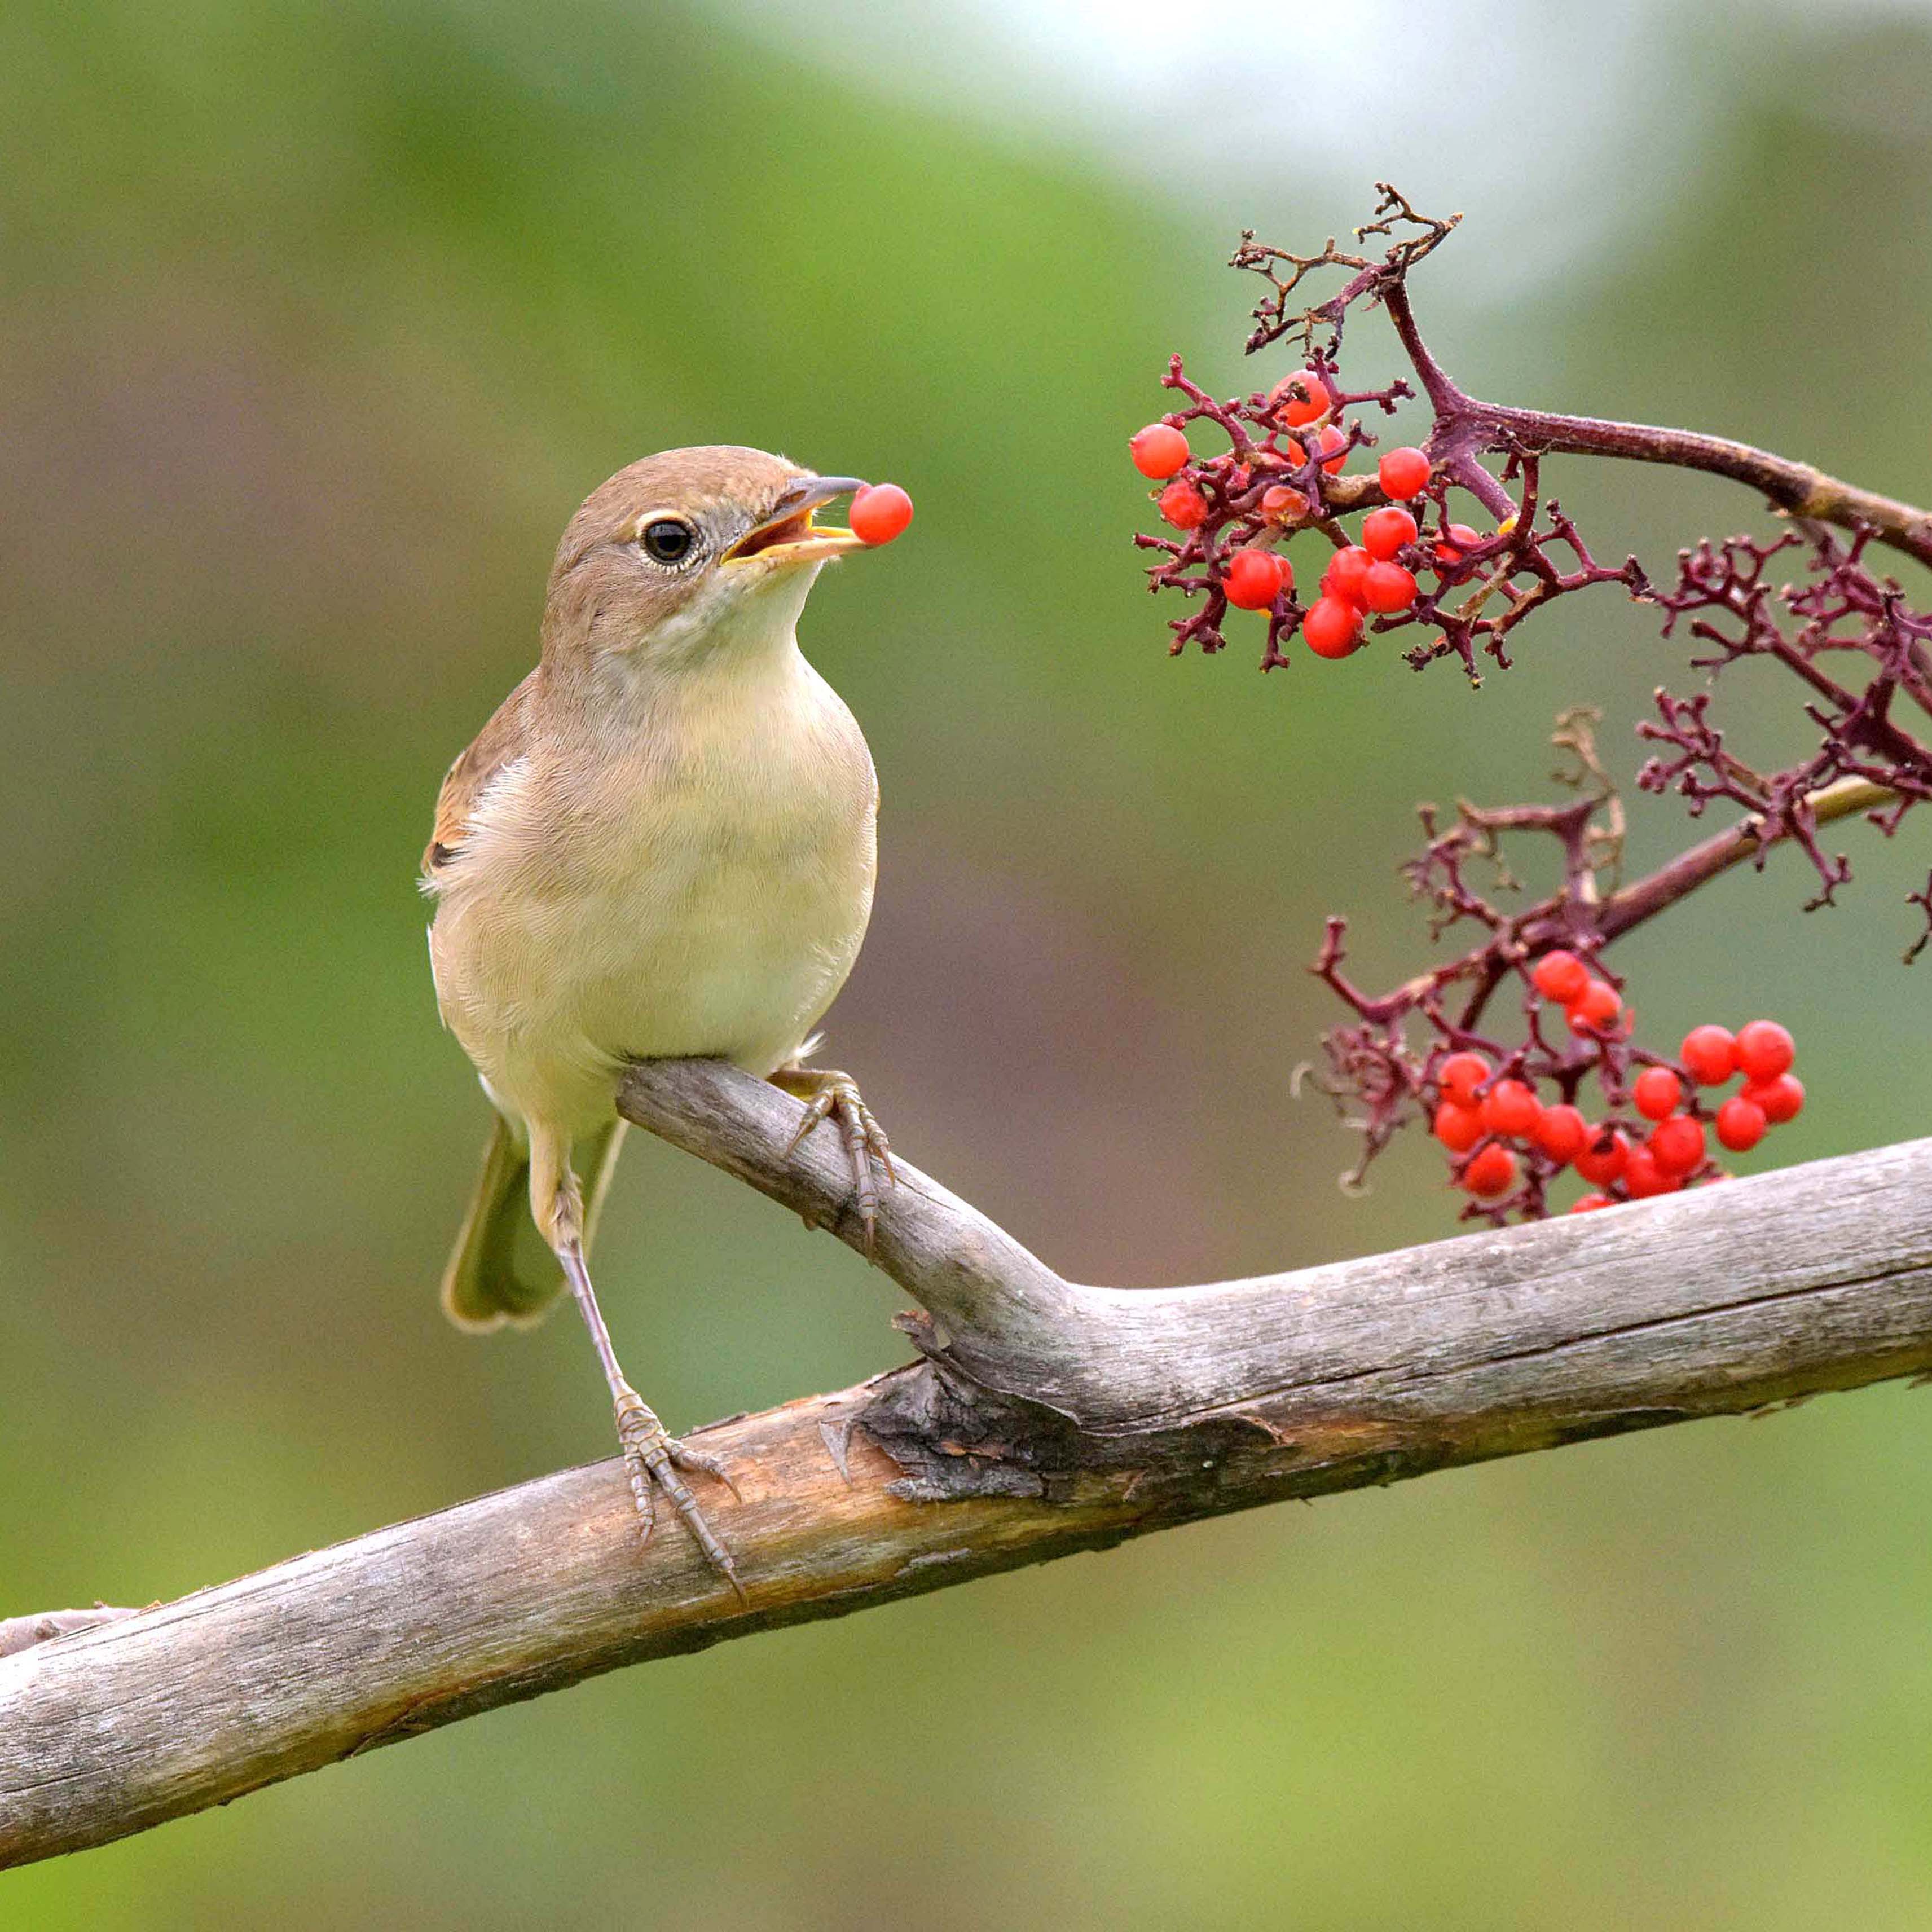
[{"x1": 723, "y1": 475, "x2": 870, "y2": 569}]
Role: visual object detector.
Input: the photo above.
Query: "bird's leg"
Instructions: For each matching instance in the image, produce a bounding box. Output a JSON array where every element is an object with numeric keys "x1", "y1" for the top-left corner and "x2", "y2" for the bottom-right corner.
[
  {"x1": 536, "y1": 1150, "x2": 742, "y2": 1597},
  {"x1": 555, "y1": 1241, "x2": 743, "y2": 1597},
  {"x1": 769, "y1": 1062, "x2": 896, "y2": 1252}
]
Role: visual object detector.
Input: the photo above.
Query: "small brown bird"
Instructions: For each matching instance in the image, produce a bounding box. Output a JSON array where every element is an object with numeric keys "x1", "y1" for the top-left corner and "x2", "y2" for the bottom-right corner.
[{"x1": 422, "y1": 446, "x2": 896, "y2": 1591}]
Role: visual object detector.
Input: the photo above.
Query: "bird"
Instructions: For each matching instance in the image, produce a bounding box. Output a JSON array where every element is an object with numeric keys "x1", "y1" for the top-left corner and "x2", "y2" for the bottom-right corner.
[{"x1": 421, "y1": 446, "x2": 899, "y2": 1594}]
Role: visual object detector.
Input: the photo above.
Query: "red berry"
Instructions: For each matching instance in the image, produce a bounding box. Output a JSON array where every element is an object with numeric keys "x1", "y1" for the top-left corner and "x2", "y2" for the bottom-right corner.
[
  {"x1": 1573, "y1": 1126, "x2": 1629, "y2": 1186},
  {"x1": 1622, "y1": 1145, "x2": 1681, "y2": 1199},
  {"x1": 1680, "y1": 1024, "x2": 1737, "y2": 1085},
  {"x1": 1530, "y1": 949, "x2": 1591, "y2": 1005},
  {"x1": 1302, "y1": 596, "x2": 1363, "y2": 659},
  {"x1": 1480, "y1": 1079, "x2": 1541, "y2": 1137},
  {"x1": 1715, "y1": 1095, "x2": 1767, "y2": 1152},
  {"x1": 1438, "y1": 1052, "x2": 1490, "y2": 1106},
  {"x1": 849, "y1": 483, "x2": 914, "y2": 547},
  {"x1": 1570, "y1": 1193, "x2": 1614, "y2": 1213},
  {"x1": 1361, "y1": 506, "x2": 1419, "y2": 561},
  {"x1": 1741, "y1": 1073, "x2": 1805, "y2": 1124},
  {"x1": 1377, "y1": 446, "x2": 1431, "y2": 499},
  {"x1": 1272, "y1": 369, "x2": 1332, "y2": 428},
  {"x1": 1261, "y1": 484, "x2": 1308, "y2": 522},
  {"x1": 1128, "y1": 424, "x2": 1190, "y2": 480},
  {"x1": 1462, "y1": 1143, "x2": 1519, "y2": 1198},
  {"x1": 1434, "y1": 523, "x2": 1481, "y2": 567},
  {"x1": 1223, "y1": 549, "x2": 1287, "y2": 610},
  {"x1": 1322, "y1": 545, "x2": 1373, "y2": 605},
  {"x1": 1648, "y1": 1114, "x2": 1706, "y2": 1177},
  {"x1": 1433, "y1": 1101, "x2": 1485, "y2": 1153},
  {"x1": 1734, "y1": 1020, "x2": 1795, "y2": 1082},
  {"x1": 1360, "y1": 561, "x2": 1418, "y2": 614},
  {"x1": 1565, "y1": 979, "x2": 1623, "y2": 1033},
  {"x1": 1158, "y1": 479, "x2": 1208, "y2": 530},
  {"x1": 1314, "y1": 424, "x2": 1349, "y2": 474},
  {"x1": 1631, "y1": 1067, "x2": 1683, "y2": 1121},
  {"x1": 1531, "y1": 1102, "x2": 1588, "y2": 1164}
]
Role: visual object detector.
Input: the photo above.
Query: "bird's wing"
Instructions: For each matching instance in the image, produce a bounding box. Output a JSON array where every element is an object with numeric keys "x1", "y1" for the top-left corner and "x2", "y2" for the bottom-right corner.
[{"x1": 422, "y1": 668, "x2": 539, "y2": 880}]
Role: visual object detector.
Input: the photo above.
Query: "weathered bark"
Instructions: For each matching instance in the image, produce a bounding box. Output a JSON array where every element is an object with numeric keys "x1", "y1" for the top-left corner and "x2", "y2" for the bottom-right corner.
[
  {"x1": 4, "y1": 1059, "x2": 1930, "y2": 1869},
  {"x1": 0, "y1": 1608, "x2": 139, "y2": 1661}
]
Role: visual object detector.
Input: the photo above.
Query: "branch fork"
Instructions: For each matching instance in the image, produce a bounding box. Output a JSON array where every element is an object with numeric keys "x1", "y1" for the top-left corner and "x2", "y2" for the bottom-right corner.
[{"x1": 7, "y1": 1058, "x2": 1932, "y2": 1868}]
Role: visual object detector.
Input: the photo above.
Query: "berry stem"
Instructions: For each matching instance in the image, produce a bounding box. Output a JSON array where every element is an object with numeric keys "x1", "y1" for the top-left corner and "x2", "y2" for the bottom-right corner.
[
  {"x1": 1339, "y1": 229, "x2": 1932, "y2": 573},
  {"x1": 1319, "y1": 772, "x2": 1893, "y2": 1042},
  {"x1": 1495, "y1": 405, "x2": 1932, "y2": 571},
  {"x1": 1597, "y1": 775, "x2": 1895, "y2": 945}
]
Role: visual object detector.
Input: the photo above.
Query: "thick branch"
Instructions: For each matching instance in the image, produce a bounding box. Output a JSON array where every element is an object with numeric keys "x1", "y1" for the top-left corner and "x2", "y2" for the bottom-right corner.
[
  {"x1": 0, "y1": 1607, "x2": 139, "y2": 1660},
  {"x1": 5, "y1": 1063, "x2": 1931, "y2": 1868}
]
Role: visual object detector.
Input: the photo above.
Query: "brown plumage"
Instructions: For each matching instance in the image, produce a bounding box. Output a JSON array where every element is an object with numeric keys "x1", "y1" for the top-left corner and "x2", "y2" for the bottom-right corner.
[
  {"x1": 423, "y1": 446, "x2": 897, "y2": 1590},
  {"x1": 424, "y1": 668, "x2": 538, "y2": 878}
]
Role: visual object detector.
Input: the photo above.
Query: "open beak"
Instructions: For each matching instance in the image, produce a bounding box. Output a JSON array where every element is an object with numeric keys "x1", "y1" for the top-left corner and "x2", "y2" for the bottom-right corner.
[{"x1": 723, "y1": 474, "x2": 870, "y2": 568}]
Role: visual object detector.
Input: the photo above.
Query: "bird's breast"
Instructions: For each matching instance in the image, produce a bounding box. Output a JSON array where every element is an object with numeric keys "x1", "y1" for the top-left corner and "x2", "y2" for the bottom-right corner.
[{"x1": 429, "y1": 649, "x2": 878, "y2": 1121}]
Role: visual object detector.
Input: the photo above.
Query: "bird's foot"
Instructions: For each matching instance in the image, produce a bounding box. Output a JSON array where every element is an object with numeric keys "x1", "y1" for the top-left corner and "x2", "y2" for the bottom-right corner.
[
  {"x1": 773, "y1": 1066, "x2": 896, "y2": 1252},
  {"x1": 612, "y1": 1388, "x2": 743, "y2": 1600}
]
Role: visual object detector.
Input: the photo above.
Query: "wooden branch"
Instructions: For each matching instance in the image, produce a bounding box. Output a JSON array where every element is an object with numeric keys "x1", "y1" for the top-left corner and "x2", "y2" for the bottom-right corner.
[
  {"x1": 0, "y1": 1607, "x2": 139, "y2": 1661},
  {"x1": 6, "y1": 1061, "x2": 1931, "y2": 1870}
]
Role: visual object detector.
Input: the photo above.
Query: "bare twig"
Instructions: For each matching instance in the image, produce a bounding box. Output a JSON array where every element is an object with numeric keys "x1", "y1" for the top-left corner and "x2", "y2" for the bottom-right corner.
[
  {"x1": 1376, "y1": 281, "x2": 1932, "y2": 572},
  {"x1": 5, "y1": 1059, "x2": 1931, "y2": 1867}
]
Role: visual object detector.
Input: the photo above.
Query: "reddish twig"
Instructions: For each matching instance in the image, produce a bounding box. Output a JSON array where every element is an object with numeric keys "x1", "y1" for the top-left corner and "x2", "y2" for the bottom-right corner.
[{"x1": 1130, "y1": 188, "x2": 1931, "y2": 1218}]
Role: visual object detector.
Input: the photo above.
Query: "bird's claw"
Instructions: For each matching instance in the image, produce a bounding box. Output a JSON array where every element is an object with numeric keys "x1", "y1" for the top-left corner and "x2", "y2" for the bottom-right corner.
[
  {"x1": 777, "y1": 1068, "x2": 896, "y2": 1253},
  {"x1": 613, "y1": 1388, "x2": 743, "y2": 1600}
]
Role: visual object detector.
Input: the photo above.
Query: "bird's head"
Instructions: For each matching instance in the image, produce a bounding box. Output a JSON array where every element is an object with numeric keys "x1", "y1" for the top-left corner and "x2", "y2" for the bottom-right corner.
[{"x1": 541, "y1": 446, "x2": 874, "y2": 673}]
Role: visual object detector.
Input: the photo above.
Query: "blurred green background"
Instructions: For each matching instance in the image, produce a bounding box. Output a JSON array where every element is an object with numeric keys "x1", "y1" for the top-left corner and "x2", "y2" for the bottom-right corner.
[{"x1": 5, "y1": 0, "x2": 1931, "y2": 1923}]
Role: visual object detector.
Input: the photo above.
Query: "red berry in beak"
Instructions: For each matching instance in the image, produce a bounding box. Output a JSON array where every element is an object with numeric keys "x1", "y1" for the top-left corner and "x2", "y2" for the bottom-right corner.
[{"x1": 850, "y1": 483, "x2": 914, "y2": 546}]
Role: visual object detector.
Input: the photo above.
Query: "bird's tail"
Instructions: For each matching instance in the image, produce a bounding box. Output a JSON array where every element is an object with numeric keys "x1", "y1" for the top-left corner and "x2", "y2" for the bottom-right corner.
[{"x1": 440, "y1": 1114, "x2": 627, "y2": 1330}]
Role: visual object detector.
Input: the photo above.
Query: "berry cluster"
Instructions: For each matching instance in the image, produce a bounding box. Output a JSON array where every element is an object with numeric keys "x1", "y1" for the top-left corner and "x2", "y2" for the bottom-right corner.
[
  {"x1": 1124, "y1": 184, "x2": 1932, "y2": 1224},
  {"x1": 1128, "y1": 364, "x2": 1513, "y2": 672},
  {"x1": 1427, "y1": 962, "x2": 1804, "y2": 1214},
  {"x1": 1132, "y1": 401, "x2": 1445, "y2": 662},
  {"x1": 1128, "y1": 193, "x2": 1643, "y2": 679},
  {"x1": 1309, "y1": 713, "x2": 1821, "y2": 1224},
  {"x1": 1129, "y1": 356, "x2": 1638, "y2": 678}
]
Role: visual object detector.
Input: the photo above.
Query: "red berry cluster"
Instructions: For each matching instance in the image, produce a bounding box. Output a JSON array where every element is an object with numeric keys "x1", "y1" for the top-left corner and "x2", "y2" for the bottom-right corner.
[
  {"x1": 1132, "y1": 195, "x2": 1656, "y2": 680},
  {"x1": 1129, "y1": 359, "x2": 1463, "y2": 670},
  {"x1": 1142, "y1": 190, "x2": 1920, "y2": 1226},
  {"x1": 1310, "y1": 726, "x2": 1824, "y2": 1227},
  {"x1": 1427, "y1": 956, "x2": 1804, "y2": 1213}
]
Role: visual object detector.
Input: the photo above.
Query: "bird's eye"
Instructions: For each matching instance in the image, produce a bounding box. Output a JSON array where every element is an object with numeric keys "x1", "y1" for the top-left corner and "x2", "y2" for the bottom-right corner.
[{"x1": 639, "y1": 518, "x2": 696, "y2": 565}]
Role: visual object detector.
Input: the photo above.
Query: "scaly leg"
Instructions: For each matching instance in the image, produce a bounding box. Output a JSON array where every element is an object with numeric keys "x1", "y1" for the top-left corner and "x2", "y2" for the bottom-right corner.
[
  {"x1": 770, "y1": 1062, "x2": 896, "y2": 1253},
  {"x1": 533, "y1": 1130, "x2": 742, "y2": 1596},
  {"x1": 557, "y1": 1242, "x2": 742, "y2": 1596}
]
